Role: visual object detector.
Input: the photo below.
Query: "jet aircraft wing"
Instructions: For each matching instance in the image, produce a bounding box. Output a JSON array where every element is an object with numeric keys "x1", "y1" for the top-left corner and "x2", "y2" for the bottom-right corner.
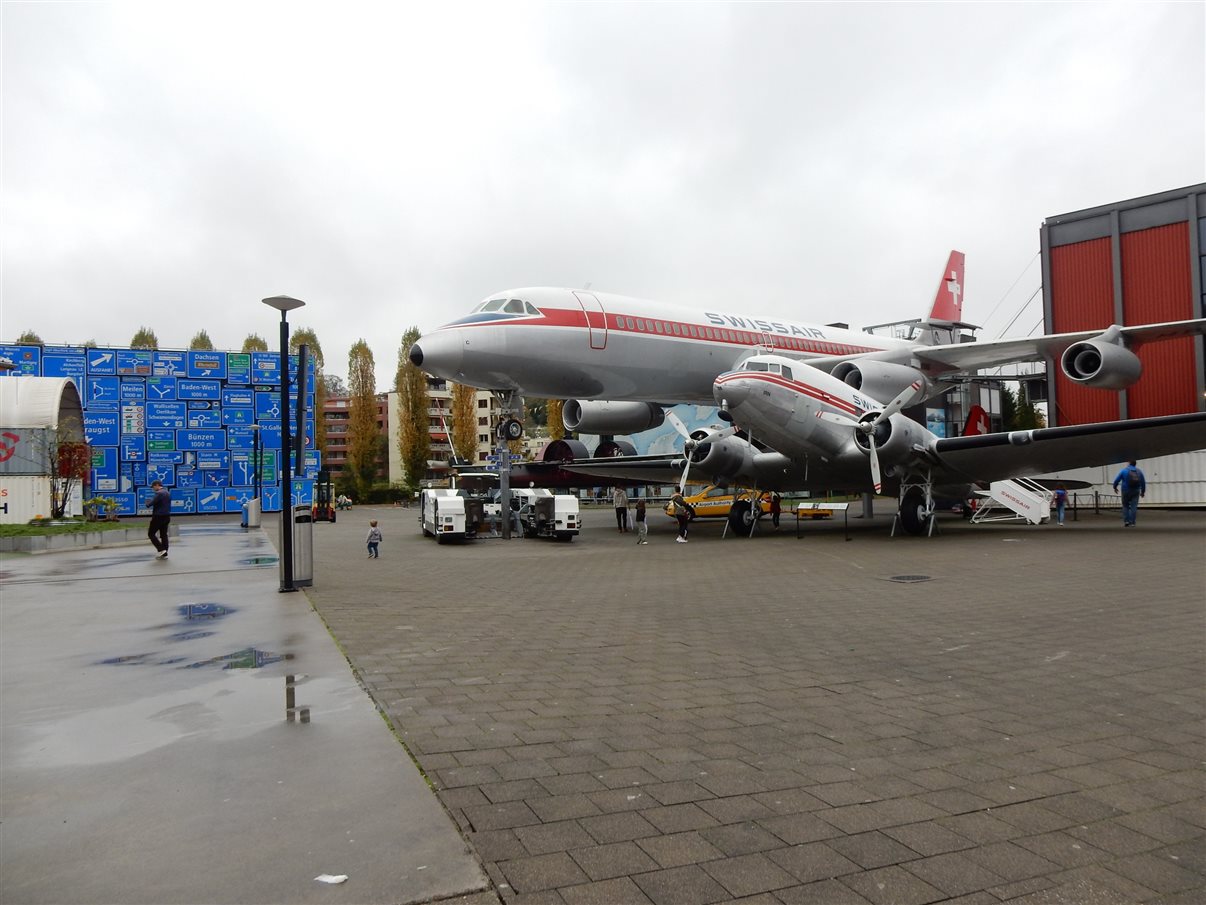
[
  {"x1": 562, "y1": 454, "x2": 690, "y2": 486},
  {"x1": 929, "y1": 411, "x2": 1206, "y2": 484},
  {"x1": 909, "y1": 318, "x2": 1206, "y2": 374}
]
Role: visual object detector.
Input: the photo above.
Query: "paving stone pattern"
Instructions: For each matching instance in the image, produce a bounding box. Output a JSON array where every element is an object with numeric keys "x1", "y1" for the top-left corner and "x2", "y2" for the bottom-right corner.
[{"x1": 305, "y1": 505, "x2": 1205, "y2": 904}]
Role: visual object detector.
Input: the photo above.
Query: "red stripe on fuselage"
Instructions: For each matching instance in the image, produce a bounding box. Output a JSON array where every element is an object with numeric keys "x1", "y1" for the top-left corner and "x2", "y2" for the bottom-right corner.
[
  {"x1": 714, "y1": 371, "x2": 864, "y2": 418},
  {"x1": 441, "y1": 307, "x2": 883, "y2": 357}
]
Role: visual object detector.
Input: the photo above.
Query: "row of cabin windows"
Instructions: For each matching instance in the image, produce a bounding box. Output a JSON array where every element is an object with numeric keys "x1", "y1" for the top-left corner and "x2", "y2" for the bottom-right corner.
[{"x1": 610, "y1": 314, "x2": 849, "y2": 355}]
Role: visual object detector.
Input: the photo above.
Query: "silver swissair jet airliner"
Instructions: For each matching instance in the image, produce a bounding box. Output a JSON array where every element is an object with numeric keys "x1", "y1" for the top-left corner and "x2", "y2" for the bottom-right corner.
[{"x1": 409, "y1": 252, "x2": 1206, "y2": 534}]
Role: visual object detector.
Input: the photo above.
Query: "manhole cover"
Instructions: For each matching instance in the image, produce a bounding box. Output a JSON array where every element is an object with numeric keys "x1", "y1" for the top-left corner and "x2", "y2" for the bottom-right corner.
[{"x1": 886, "y1": 574, "x2": 933, "y2": 583}]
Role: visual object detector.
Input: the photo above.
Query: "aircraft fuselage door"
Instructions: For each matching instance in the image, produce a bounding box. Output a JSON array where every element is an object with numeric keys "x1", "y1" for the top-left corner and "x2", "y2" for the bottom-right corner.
[{"x1": 573, "y1": 291, "x2": 608, "y2": 350}]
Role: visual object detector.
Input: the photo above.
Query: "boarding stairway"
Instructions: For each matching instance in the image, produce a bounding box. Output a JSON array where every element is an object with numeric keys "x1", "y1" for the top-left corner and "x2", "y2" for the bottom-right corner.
[{"x1": 970, "y1": 477, "x2": 1053, "y2": 525}]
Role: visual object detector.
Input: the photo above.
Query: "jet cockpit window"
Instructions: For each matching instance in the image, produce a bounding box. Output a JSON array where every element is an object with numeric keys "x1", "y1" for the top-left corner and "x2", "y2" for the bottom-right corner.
[
  {"x1": 781, "y1": 366, "x2": 793, "y2": 380},
  {"x1": 523, "y1": 300, "x2": 541, "y2": 315},
  {"x1": 745, "y1": 361, "x2": 769, "y2": 372},
  {"x1": 478, "y1": 299, "x2": 507, "y2": 312},
  {"x1": 504, "y1": 299, "x2": 526, "y2": 314}
]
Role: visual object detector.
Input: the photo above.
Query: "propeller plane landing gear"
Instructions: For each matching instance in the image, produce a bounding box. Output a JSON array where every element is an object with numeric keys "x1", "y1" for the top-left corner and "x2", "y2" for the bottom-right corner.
[{"x1": 892, "y1": 471, "x2": 937, "y2": 537}]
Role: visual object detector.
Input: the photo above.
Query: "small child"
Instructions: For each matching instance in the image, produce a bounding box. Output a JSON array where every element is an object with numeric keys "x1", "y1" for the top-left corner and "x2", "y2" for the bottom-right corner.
[
  {"x1": 366, "y1": 520, "x2": 382, "y2": 558},
  {"x1": 635, "y1": 498, "x2": 648, "y2": 545}
]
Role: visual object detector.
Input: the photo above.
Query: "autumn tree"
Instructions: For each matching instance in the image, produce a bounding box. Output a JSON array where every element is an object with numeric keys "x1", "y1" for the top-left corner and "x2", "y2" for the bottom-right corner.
[
  {"x1": 547, "y1": 399, "x2": 565, "y2": 440},
  {"x1": 347, "y1": 339, "x2": 380, "y2": 497},
  {"x1": 130, "y1": 327, "x2": 158, "y2": 349},
  {"x1": 242, "y1": 333, "x2": 268, "y2": 352},
  {"x1": 396, "y1": 326, "x2": 430, "y2": 488},
  {"x1": 323, "y1": 374, "x2": 346, "y2": 396},
  {"x1": 290, "y1": 327, "x2": 327, "y2": 457},
  {"x1": 16, "y1": 330, "x2": 42, "y2": 345},
  {"x1": 188, "y1": 330, "x2": 215, "y2": 350},
  {"x1": 450, "y1": 382, "x2": 479, "y2": 463}
]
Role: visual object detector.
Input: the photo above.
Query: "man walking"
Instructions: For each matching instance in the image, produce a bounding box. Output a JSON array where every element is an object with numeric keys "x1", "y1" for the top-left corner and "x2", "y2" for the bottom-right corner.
[
  {"x1": 147, "y1": 480, "x2": 172, "y2": 558},
  {"x1": 1112, "y1": 460, "x2": 1146, "y2": 527},
  {"x1": 612, "y1": 486, "x2": 629, "y2": 532}
]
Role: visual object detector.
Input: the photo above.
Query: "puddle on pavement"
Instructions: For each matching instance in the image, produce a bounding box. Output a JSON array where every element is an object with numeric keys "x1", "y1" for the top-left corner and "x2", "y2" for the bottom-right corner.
[
  {"x1": 239, "y1": 555, "x2": 279, "y2": 566},
  {"x1": 184, "y1": 647, "x2": 292, "y2": 670},
  {"x1": 180, "y1": 603, "x2": 235, "y2": 621}
]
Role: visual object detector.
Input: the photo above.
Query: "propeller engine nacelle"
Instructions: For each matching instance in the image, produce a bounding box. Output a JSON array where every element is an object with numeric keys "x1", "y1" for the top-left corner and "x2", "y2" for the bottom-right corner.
[
  {"x1": 1060, "y1": 337, "x2": 1142, "y2": 389},
  {"x1": 686, "y1": 432, "x2": 755, "y2": 481},
  {"x1": 853, "y1": 412, "x2": 936, "y2": 468},
  {"x1": 562, "y1": 400, "x2": 665, "y2": 434},
  {"x1": 830, "y1": 360, "x2": 932, "y2": 403}
]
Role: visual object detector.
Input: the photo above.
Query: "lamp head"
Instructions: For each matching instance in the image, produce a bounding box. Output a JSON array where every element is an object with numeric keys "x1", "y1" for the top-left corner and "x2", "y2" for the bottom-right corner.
[{"x1": 262, "y1": 295, "x2": 306, "y2": 313}]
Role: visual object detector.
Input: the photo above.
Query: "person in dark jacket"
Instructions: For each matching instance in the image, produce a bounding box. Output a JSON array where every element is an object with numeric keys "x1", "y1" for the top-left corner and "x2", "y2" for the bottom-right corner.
[{"x1": 146, "y1": 480, "x2": 171, "y2": 558}]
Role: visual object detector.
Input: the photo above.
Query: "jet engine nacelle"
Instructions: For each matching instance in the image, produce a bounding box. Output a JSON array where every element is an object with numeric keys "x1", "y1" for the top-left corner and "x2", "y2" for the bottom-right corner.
[
  {"x1": 1060, "y1": 338, "x2": 1142, "y2": 389},
  {"x1": 562, "y1": 400, "x2": 666, "y2": 434},
  {"x1": 854, "y1": 412, "x2": 936, "y2": 466},
  {"x1": 830, "y1": 360, "x2": 931, "y2": 403},
  {"x1": 688, "y1": 433, "x2": 755, "y2": 481}
]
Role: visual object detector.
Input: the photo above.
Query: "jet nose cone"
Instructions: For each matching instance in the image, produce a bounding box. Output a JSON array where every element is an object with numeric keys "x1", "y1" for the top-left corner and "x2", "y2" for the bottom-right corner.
[{"x1": 410, "y1": 330, "x2": 463, "y2": 378}]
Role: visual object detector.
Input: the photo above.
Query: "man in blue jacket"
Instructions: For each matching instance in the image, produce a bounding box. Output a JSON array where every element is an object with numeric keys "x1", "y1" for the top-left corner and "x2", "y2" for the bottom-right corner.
[{"x1": 1111, "y1": 460, "x2": 1146, "y2": 527}]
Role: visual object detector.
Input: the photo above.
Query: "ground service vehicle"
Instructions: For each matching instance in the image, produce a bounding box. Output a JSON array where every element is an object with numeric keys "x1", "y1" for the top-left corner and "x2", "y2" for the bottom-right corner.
[
  {"x1": 420, "y1": 489, "x2": 480, "y2": 543},
  {"x1": 664, "y1": 485, "x2": 773, "y2": 520},
  {"x1": 512, "y1": 488, "x2": 580, "y2": 541}
]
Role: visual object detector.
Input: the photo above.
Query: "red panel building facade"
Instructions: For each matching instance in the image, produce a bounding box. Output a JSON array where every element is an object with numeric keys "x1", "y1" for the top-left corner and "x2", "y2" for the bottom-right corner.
[{"x1": 1040, "y1": 184, "x2": 1205, "y2": 425}]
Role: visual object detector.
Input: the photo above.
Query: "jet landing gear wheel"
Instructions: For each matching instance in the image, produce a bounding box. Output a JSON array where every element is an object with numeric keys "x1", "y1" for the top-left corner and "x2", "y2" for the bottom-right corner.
[
  {"x1": 898, "y1": 486, "x2": 932, "y2": 536},
  {"x1": 499, "y1": 418, "x2": 524, "y2": 441}
]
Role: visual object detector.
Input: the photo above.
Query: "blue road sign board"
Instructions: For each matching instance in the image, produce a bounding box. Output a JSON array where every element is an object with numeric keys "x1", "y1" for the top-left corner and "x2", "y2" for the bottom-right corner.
[
  {"x1": 109, "y1": 493, "x2": 138, "y2": 516},
  {"x1": 86, "y1": 377, "x2": 120, "y2": 407},
  {"x1": 42, "y1": 352, "x2": 87, "y2": 383},
  {"x1": 147, "y1": 429, "x2": 176, "y2": 451},
  {"x1": 258, "y1": 422, "x2": 282, "y2": 452},
  {"x1": 176, "y1": 429, "x2": 225, "y2": 450},
  {"x1": 290, "y1": 480, "x2": 313, "y2": 506},
  {"x1": 176, "y1": 469, "x2": 204, "y2": 489},
  {"x1": 86, "y1": 349, "x2": 117, "y2": 374},
  {"x1": 196, "y1": 449, "x2": 230, "y2": 470},
  {"x1": 196, "y1": 488, "x2": 226, "y2": 513},
  {"x1": 146, "y1": 464, "x2": 175, "y2": 486},
  {"x1": 202, "y1": 469, "x2": 229, "y2": 487},
  {"x1": 224, "y1": 487, "x2": 255, "y2": 513},
  {"x1": 120, "y1": 379, "x2": 146, "y2": 400},
  {"x1": 121, "y1": 435, "x2": 146, "y2": 461},
  {"x1": 148, "y1": 450, "x2": 184, "y2": 464},
  {"x1": 176, "y1": 379, "x2": 221, "y2": 401},
  {"x1": 251, "y1": 352, "x2": 279, "y2": 384},
  {"x1": 145, "y1": 376, "x2": 177, "y2": 401},
  {"x1": 91, "y1": 447, "x2": 118, "y2": 491},
  {"x1": 187, "y1": 351, "x2": 227, "y2": 379},
  {"x1": 0, "y1": 345, "x2": 41, "y2": 376},
  {"x1": 187, "y1": 409, "x2": 222, "y2": 429},
  {"x1": 225, "y1": 426, "x2": 257, "y2": 449},
  {"x1": 84, "y1": 409, "x2": 120, "y2": 446},
  {"x1": 170, "y1": 490, "x2": 196, "y2": 514},
  {"x1": 116, "y1": 350, "x2": 152, "y2": 375},
  {"x1": 222, "y1": 407, "x2": 254, "y2": 426},
  {"x1": 153, "y1": 351, "x2": 186, "y2": 376},
  {"x1": 146, "y1": 401, "x2": 187, "y2": 429},
  {"x1": 255, "y1": 392, "x2": 283, "y2": 420},
  {"x1": 222, "y1": 388, "x2": 253, "y2": 407},
  {"x1": 226, "y1": 353, "x2": 250, "y2": 384},
  {"x1": 261, "y1": 484, "x2": 281, "y2": 512}
]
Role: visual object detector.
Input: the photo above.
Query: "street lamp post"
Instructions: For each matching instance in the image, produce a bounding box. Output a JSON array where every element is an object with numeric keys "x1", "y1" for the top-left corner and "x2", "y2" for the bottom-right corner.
[{"x1": 262, "y1": 295, "x2": 306, "y2": 593}]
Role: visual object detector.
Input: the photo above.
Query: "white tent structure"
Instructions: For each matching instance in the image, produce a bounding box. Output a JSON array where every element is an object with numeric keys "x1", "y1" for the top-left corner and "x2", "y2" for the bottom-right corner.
[{"x1": 0, "y1": 377, "x2": 86, "y2": 522}]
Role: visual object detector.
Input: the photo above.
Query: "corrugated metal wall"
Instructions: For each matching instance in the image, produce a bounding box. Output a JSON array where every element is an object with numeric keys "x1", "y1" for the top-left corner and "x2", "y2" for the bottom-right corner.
[
  {"x1": 1049, "y1": 237, "x2": 1120, "y2": 424},
  {"x1": 1121, "y1": 222, "x2": 1198, "y2": 417}
]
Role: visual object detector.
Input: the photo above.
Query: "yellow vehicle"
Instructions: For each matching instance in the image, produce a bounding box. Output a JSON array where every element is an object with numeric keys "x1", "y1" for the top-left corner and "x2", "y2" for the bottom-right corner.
[{"x1": 665, "y1": 485, "x2": 774, "y2": 520}]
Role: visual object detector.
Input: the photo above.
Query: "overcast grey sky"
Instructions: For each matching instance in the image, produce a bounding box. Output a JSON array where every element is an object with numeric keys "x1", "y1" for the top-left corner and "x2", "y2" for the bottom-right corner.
[{"x1": 2, "y1": 1, "x2": 1203, "y2": 388}]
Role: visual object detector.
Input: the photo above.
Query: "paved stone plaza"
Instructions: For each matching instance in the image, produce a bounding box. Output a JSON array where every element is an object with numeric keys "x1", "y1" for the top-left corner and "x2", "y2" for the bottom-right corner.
[{"x1": 305, "y1": 503, "x2": 1206, "y2": 905}]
